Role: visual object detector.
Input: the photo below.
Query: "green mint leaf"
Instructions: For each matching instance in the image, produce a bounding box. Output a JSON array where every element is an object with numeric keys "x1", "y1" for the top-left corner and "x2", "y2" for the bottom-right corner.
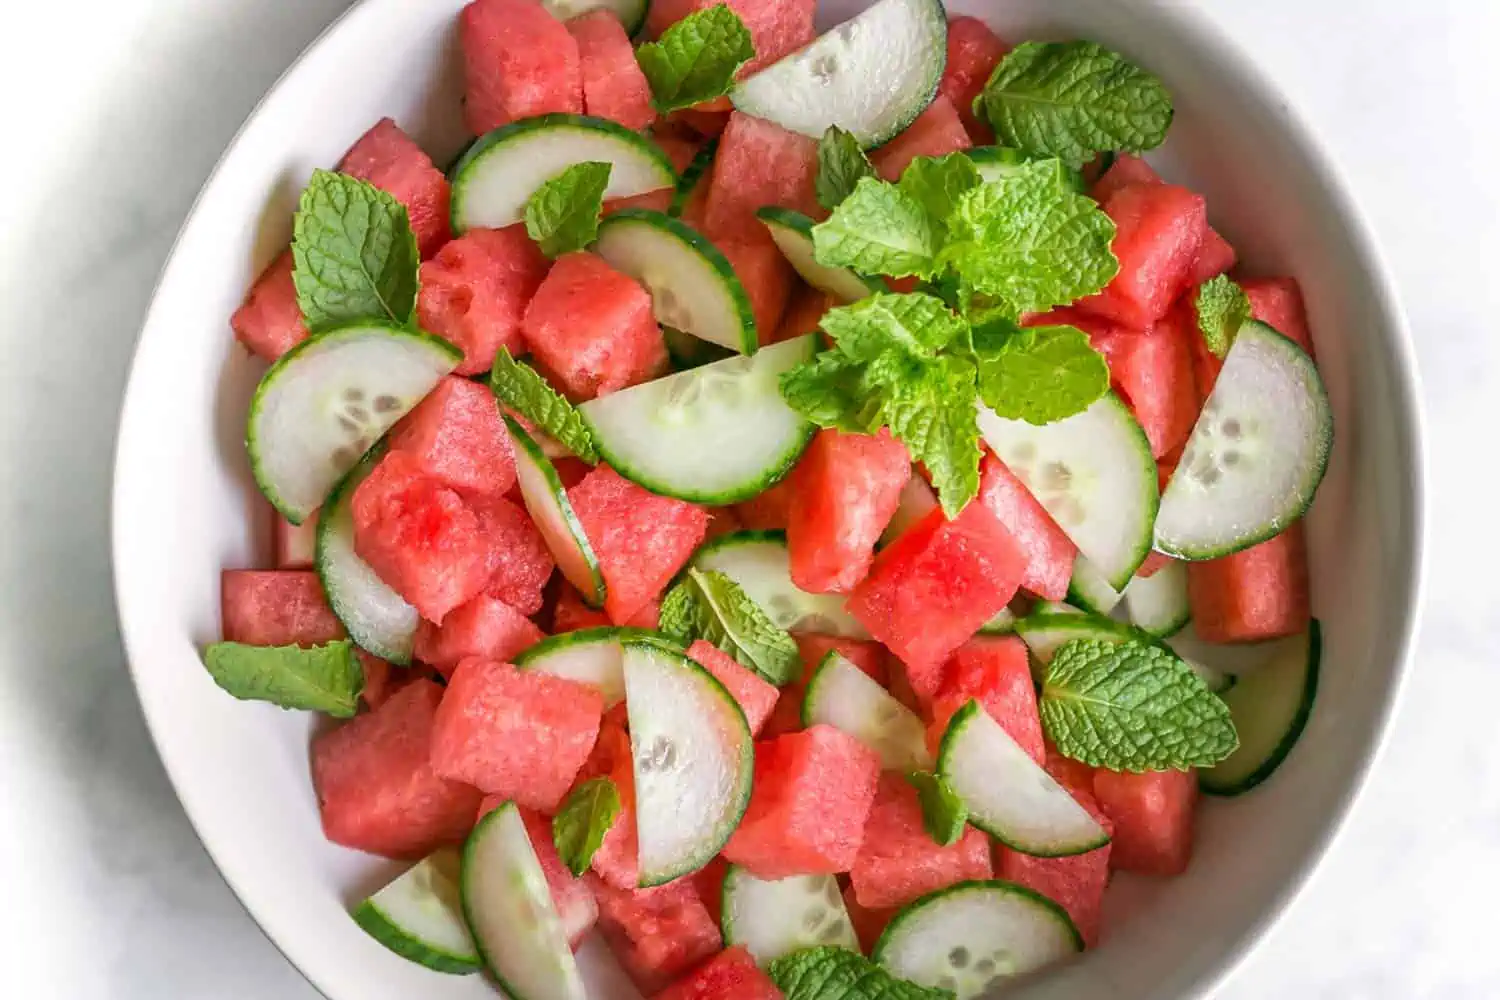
[
  {"x1": 816, "y1": 126, "x2": 876, "y2": 210},
  {"x1": 1194, "y1": 274, "x2": 1251, "y2": 360},
  {"x1": 770, "y1": 946, "x2": 955, "y2": 1000},
  {"x1": 812, "y1": 176, "x2": 940, "y2": 279},
  {"x1": 637, "y1": 4, "x2": 754, "y2": 113},
  {"x1": 202, "y1": 640, "x2": 363, "y2": 717},
  {"x1": 976, "y1": 40, "x2": 1174, "y2": 168},
  {"x1": 490, "y1": 347, "x2": 599, "y2": 462},
  {"x1": 897, "y1": 153, "x2": 982, "y2": 236},
  {"x1": 659, "y1": 569, "x2": 800, "y2": 685},
  {"x1": 873, "y1": 354, "x2": 982, "y2": 518},
  {"x1": 523, "y1": 161, "x2": 612, "y2": 257},
  {"x1": 552, "y1": 777, "x2": 621, "y2": 876},
  {"x1": 971, "y1": 322, "x2": 1109, "y2": 425},
  {"x1": 292, "y1": 169, "x2": 420, "y2": 332},
  {"x1": 907, "y1": 770, "x2": 968, "y2": 847},
  {"x1": 778, "y1": 349, "x2": 879, "y2": 434},
  {"x1": 820, "y1": 292, "x2": 968, "y2": 362},
  {"x1": 1040, "y1": 638, "x2": 1239, "y2": 771}
]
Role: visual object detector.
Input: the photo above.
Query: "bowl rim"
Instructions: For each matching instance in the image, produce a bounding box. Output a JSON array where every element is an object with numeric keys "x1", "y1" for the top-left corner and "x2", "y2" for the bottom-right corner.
[{"x1": 110, "y1": 1, "x2": 1426, "y2": 997}]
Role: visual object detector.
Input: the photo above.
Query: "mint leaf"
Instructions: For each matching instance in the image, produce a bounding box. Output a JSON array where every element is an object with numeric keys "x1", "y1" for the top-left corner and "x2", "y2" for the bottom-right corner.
[
  {"x1": 897, "y1": 154, "x2": 982, "y2": 237},
  {"x1": 523, "y1": 161, "x2": 611, "y2": 258},
  {"x1": 770, "y1": 947, "x2": 954, "y2": 1000},
  {"x1": 659, "y1": 569, "x2": 799, "y2": 685},
  {"x1": 637, "y1": 4, "x2": 754, "y2": 114},
  {"x1": 812, "y1": 176, "x2": 940, "y2": 279},
  {"x1": 778, "y1": 349, "x2": 875, "y2": 434},
  {"x1": 490, "y1": 347, "x2": 598, "y2": 462},
  {"x1": 292, "y1": 169, "x2": 420, "y2": 332},
  {"x1": 971, "y1": 321, "x2": 1109, "y2": 425},
  {"x1": 820, "y1": 292, "x2": 968, "y2": 361},
  {"x1": 816, "y1": 126, "x2": 876, "y2": 210},
  {"x1": 872, "y1": 354, "x2": 981, "y2": 517},
  {"x1": 1194, "y1": 274, "x2": 1251, "y2": 360},
  {"x1": 202, "y1": 640, "x2": 363, "y2": 717},
  {"x1": 552, "y1": 777, "x2": 621, "y2": 876},
  {"x1": 1040, "y1": 638, "x2": 1238, "y2": 771},
  {"x1": 907, "y1": 771, "x2": 967, "y2": 846},
  {"x1": 976, "y1": 40, "x2": 1174, "y2": 168}
]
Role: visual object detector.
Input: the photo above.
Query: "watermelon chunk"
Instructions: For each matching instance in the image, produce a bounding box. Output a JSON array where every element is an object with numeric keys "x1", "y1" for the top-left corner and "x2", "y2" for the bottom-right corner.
[
  {"x1": 517, "y1": 803, "x2": 601, "y2": 947},
  {"x1": 590, "y1": 756, "x2": 641, "y2": 889},
  {"x1": 220, "y1": 569, "x2": 345, "y2": 647},
  {"x1": 1083, "y1": 309, "x2": 1201, "y2": 459},
  {"x1": 794, "y1": 634, "x2": 888, "y2": 687},
  {"x1": 939, "y1": 16, "x2": 1009, "y2": 141},
  {"x1": 870, "y1": 96, "x2": 973, "y2": 182},
  {"x1": 723, "y1": 725, "x2": 881, "y2": 878},
  {"x1": 689, "y1": 856, "x2": 730, "y2": 927},
  {"x1": 1242, "y1": 276, "x2": 1314, "y2": 354},
  {"x1": 848, "y1": 503, "x2": 1026, "y2": 685},
  {"x1": 461, "y1": 0, "x2": 583, "y2": 135},
  {"x1": 568, "y1": 465, "x2": 709, "y2": 623},
  {"x1": 312, "y1": 679, "x2": 483, "y2": 858},
  {"x1": 655, "y1": 946, "x2": 783, "y2": 1000},
  {"x1": 1188, "y1": 228, "x2": 1237, "y2": 285},
  {"x1": 653, "y1": 127, "x2": 709, "y2": 173},
  {"x1": 568, "y1": 10, "x2": 655, "y2": 131},
  {"x1": 413, "y1": 594, "x2": 544, "y2": 677},
  {"x1": 389, "y1": 376, "x2": 518, "y2": 498},
  {"x1": 430, "y1": 657, "x2": 603, "y2": 811},
  {"x1": 648, "y1": 0, "x2": 815, "y2": 76},
  {"x1": 337, "y1": 118, "x2": 452, "y2": 258},
  {"x1": 474, "y1": 494, "x2": 555, "y2": 615},
  {"x1": 924, "y1": 636, "x2": 1044, "y2": 763},
  {"x1": 1076, "y1": 181, "x2": 1207, "y2": 330},
  {"x1": 704, "y1": 506, "x2": 743, "y2": 542},
  {"x1": 843, "y1": 884, "x2": 894, "y2": 954},
  {"x1": 977, "y1": 451, "x2": 1076, "y2": 601},
  {"x1": 703, "y1": 112, "x2": 821, "y2": 243},
  {"x1": 586, "y1": 874, "x2": 723, "y2": 994},
  {"x1": 850, "y1": 773, "x2": 993, "y2": 909},
  {"x1": 552, "y1": 583, "x2": 613, "y2": 631},
  {"x1": 732, "y1": 476, "x2": 796, "y2": 531},
  {"x1": 230, "y1": 250, "x2": 307, "y2": 361},
  {"x1": 522, "y1": 252, "x2": 668, "y2": 401},
  {"x1": 787, "y1": 429, "x2": 910, "y2": 594},
  {"x1": 1043, "y1": 741, "x2": 1098, "y2": 796},
  {"x1": 686, "y1": 639, "x2": 780, "y2": 736},
  {"x1": 1187, "y1": 523, "x2": 1310, "y2": 642},
  {"x1": 274, "y1": 511, "x2": 319, "y2": 570},
  {"x1": 997, "y1": 784, "x2": 1112, "y2": 947},
  {"x1": 671, "y1": 104, "x2": 734, "y2": 141},
  {"x1": 1092, "y1": 767, "x2": 1197, "y2": 876},
  {"x1": 775, "y1": 287, "x2": 834, "y2": 344},
  {"x1": 1088, "y1": 154, "x2": 1163, "y2": 204},
  {"x1": 415, "y1": 226, "x2": 548, "y2": 375},
  {"x1": 715, "y1": 236, "x2": 794, "y2": 343}
]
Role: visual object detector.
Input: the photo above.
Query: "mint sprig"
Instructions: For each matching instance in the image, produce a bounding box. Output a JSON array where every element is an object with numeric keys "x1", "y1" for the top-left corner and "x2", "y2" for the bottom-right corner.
[
  {"x1": 552, "y1": 777, "x2": 621, "y2": 876},
  {"x1": 524, "y1": 161, "x2": 611, "y2": 258},
  {"x1": 636, "y1": 5, "x2": 754, "y2": 114},
  {"x1": 1194, "y1": 274, "x2": 1251, "y2": 360},
  {"x1": 202, "y1": 640, "x2": 364, "y2": 717},
  {"x1": 970, "y1": 320, "x2": 1111, "y2": 425},
  {"x1": 490, "y1": 347, "x2": 598, "y2": 462},
  {"x1": 659, "y1": 568, "x2": 799, "y2": 686},
  {"x1": 815, "y1": 126, "x2": 876, "y2": 211},
  {"x1": 770, "y1": 947, "x2": 954, "y2": 1000},
  {"x1": 811, "y1": 176, "x2": 941, "y2": 279},
  {"x1": 907, "y1": 771, "x2": 968, "y2": 847}
]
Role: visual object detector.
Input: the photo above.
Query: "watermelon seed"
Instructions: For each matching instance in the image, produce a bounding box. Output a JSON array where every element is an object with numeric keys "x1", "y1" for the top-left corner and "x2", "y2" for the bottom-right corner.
[
  {"x1": 374, "y1": 394, "x2": 401, "y2": 413},
  {"x1": 948, "y1": 947, "x2": 970, "y2": 968}
]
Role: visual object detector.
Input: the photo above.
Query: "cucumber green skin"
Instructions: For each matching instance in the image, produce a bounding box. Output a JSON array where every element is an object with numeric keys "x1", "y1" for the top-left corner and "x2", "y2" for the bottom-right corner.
[
  {"x1": 669, "y1": 138, "x2": 719, "y2": 219},
  {"x1": 351, "y1": 899, "x2": 481, "y2": 976},
  {"x1": 1135, "y1": 603, "x2": 1191, "y2": 639},
  {"x1": 872, "y1": 879, "x2": 1084, "y2": 965},
  {"x1": 512, "y1": 626, "x2": 660, "y2": 668},
  {"x1": 799, "y1": 650, "x2": 844, "y2": 729},
  {"x1": 1102, "y1": 392, "x2": 1161, "y2": 589},
  {"x1": 695, "y1": 528, "x2": 787, "y2": 559},
  {"x1": 1200, "y1": 620, "x2": 1321, "y2": 796},
  {"x1": 753, "y1": 206, "x2": 884, "y2": 297},
  {"x1": 1064, "y1": 577, "x2": 1116, "y2": 617},
  {"x1": 504, "y1": 415, "x2": 606, "y2": 606}
]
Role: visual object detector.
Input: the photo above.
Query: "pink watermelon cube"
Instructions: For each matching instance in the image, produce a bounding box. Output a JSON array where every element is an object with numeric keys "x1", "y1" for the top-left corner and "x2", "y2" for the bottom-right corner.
[
  {"x1": 976, "y1": 451, "x2": 1076, "y2": 601},
  {"x1": 589, "y1": 750, "x2": 641, "y2": 890},
  {"x1": 552, "y1": 583, "x2": 613, "y2": 632},
  {"x1": 686, "y1": 640, "x2": 779, "y2": 736},
  {"x1": 337, "y1": 118, "x2": 452, "y2": 258},
  {"x1": 586, "y1": 874, "x2": 723, "y2": 994},
  {"x1": 1187, "y1": 523, "x2": 1310, "y2": 643},
  {"x1": 939, "y1": 16, "x2": 1009, "y2": 141},
  {"x1": 871, "y1": 96, "x2": 973, "y2": 182},
  {"x1": 704, "y1": 112, "x2": 821, "y2": 243},
  {"x1": 1091, "y1": 155, "x2": 1236, "y2": 287},
  {"x1": 474, "y1": 494, "x2": 555, "y2": 615},
  {"x1": 850, "y1": 773, "x2": 993, "y2": 909},
  {"x1": 389, "y1": 376, "x2": 517, "y2": 499},
  {"x1": 775, "y1": 287, "x2": 835, "y2": 344},
  {"x1": 653, "y1": 127, "x2": 710, "y2": 173},
  {"x1": 924, "y1": 636, "x2": 1044, "y2": 763},
  {"x1": 655, "y1": 946, "x2": 783, "y2": 1000},
  {"x1": 1045, "y1": 741, "x2": 1099, "y2": 796},
  {"x1": 1092, "y1": 767, "x2": 1197, "y2": 876},
  {"x1": 230, "y1": 250, "x2": 306, "y2": 361},
  {"x1": 517, "y1": 803, "x2": 601, "y2": 947},
  {"x1": 568, "y1": 10, "x2": 656, "y2": 131},
  {"x1": 415, "y1": 225, "x2": 549, "y2": 375},
  {"x1": 648, "y1": 0, "x2": 815, "y2": 76},
  {"x1": 414, "y1": 594, "x2": 544, "y2": 677},
  {"x1": 1242, "y1": 276, "x2": 1314, "y2": 355},
  {"x1": 220, "y1": 569, "x2": 344, "y2": 647},
  {"x1": 522, "y1": 252, "x2": 668, "y2": 401},
  {"x1": 1076, "y1": 181, "x2": 1208, "y2": 330},
  {"x1": 732, "y1": 476, "x2": 796, "y2": 531},
  {"x1": 568, "y1": 465, "x2": 709, "y2": 624},
  {"x1": 723, "y1": 725, "x2": 881, "y2": 878},
  {"x1": 997, "y1": 783, "x2": 1112, "y2": 946},
  {"x1": 1083, "y1": 309, "x2": 1201, "y2": 459},
  {"x1": 430, "y1": 657, "x2": 603, "y2": 811},
  {"x1": 787, "y1": 428, "x2": 911, "y2": 594},
  {"x1": 843, "y1": 884, "x2": 894, "y2": 954},
  {"x1": 1188, "y1": 228, "x2": 1237, "y2": 285},
  {"x1": 715, "y1": 236, "x2": 793, "y2": 344},
  {"x1": 274, "y1": 511, "x2": 319, "y2": 570},
  {"x1": 312, "y1": 679, "x2": 483, "y2": 858},
  {"x1": 461, "y1": 0, "x2": 583, "y2": 135},
  {"x1": 689, "y1": 856, "x2": 730, "y2": 928},
  {"x1": 848, "y1": 502, "x2": 1026, "y2": 687}
]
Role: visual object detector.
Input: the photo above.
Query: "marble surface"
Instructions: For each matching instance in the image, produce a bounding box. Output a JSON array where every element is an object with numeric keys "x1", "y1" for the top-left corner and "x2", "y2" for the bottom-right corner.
[{"x1": 0, "y1": 0, "x2": 1494, "y2": 996}]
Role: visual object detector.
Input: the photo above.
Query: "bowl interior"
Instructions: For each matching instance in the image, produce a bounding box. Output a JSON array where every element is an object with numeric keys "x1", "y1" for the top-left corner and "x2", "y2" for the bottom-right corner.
[{"x1": 112, "y1": 0, "x2": 1421, "y2": 997}]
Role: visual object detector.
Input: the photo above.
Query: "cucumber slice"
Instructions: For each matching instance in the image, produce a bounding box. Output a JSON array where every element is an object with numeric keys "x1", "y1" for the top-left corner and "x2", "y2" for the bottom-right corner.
[
  {"x1": 874, "y1": 881, "x2": 1082, "y2": 997},
  {"x1": 579, "y1": 336, "x2": 817, "y2": 504},
  {"x1": 1013, "y1": 611, "x2": 1136, "y2": 672},
  {"x1": 966, "y1": 146, "x2": 1085, "y2": 192},
  {"x1": 722, "y1": 866, "x2": 860, "y2": 966},
  {"x1": 730, "y1": 0, "x2": 947, "y2": 147},
  {"x1": 451, "y1": 115, "x2": 675, "y2": 233},
  {"x1": 317, "y1": 447, "x2": 421, "y2": 664},
  {"x1": 1200, "y1": 622, "x2": 1320, "y2": 795},
  {"x1": 663, "y1": 326, "x2": 735, "y2": 371},
  {"x1": 978, "y1": 392, "x2": 1158, "y2": 590},
  {"x1": 802, "y1": 651, "x2": 931, "y2": 771},
  {"x1": 1154, "y1": 321, "x2": 1333, "y2": 559},
  {"x1": 879, "y1": 473, "x2": 938, "y2": 547},
  {"x1": 1122, "y1": 559, "x2": 1191, "y2": 638},
  {"x1": 541, "y1": 0, "x2": 649, "y2": 36},
  {"x1": 249, "y1": 323, "x2": 460, "y2": 523},
  {"x1": 1065, "y1": 555, "x2": 1123, "y2": 617},
  {"x1": 693, "y1": 530, "x2": 870, "y2": 638},
  {"x1": 460, "y1": 802, "x2": 587, "y2": 1000},
  {"x1": 756, "y1": 207, "x2": 880, "y2": 303},
  {"x1": 513, "y1": 626, "x2": 656, "y2": 708},
  {"x1": 937, "y1": 701, "x2": 1109, "y2": 856},
  {"x1": 352, "y1": 848, "x2": 480, "y2": 975},
  {"x1": 1165, "y1": 628, "x2": 1270, "y2": 685},
  {"x1": 978, "y1": 608, "x2": 1017, "y2": 635},
  {"x1": 622, "y1": 639, "x2": 754, "y2": 885},
  {"x1": 504, "y1": 416, "x2": 605, "y2": 606},
  {"x1": 594, "y1": 209, "x2": 757, "y2": 354},
  {"x1": 669, "y1": 138, "x2": 718, "y2": 220}
]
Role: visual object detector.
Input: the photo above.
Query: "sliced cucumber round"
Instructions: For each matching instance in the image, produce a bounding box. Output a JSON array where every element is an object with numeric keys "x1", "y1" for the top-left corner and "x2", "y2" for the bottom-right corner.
[
  {"x1": 879, "y1": 472, "x2": 938, "y2": 547},
  {"x1": 802, "y1": 651, "x2": 931, "y2": 771},
  {"x1": 541, "y1": 0, "x2": 649, "y2": 36},
  {"x1": 1122, "y1": 559, "x2": 1191, "y2": 638},
  {"x1": 1166, "y1": 628, "x2": 1271, "y2": 686},
  {"x1": 1013, "y1": 611, "x2": 1136, "y2": 674},
  {"x1": 966, "y1": 146, "x2": 1085, "y2": 193},
  {"x1": 249, "y1": 323, "x2": 460, "y2": 523},
  {"x1": 460, "y1": 802, "x2": 587, "y2": 1000},
  {"x1": 668, "y1": 138, "x2": 719, "y2": 220},
  {"x1": 693, "y1": 530, "x2": 870, "y2": 638},
  {"x1": 505, "y1": 416, "x2": 605, "y2": 606},
  {"x1": 1200, "y1": 622, "x2": 1320, "y2": 795},
  {"x1": 451, "y1": 115, "x2": 676, "y2": 233},
  {"x1": 1065, "y1": 555, "x2": 1123, "y2": 617},
  {"x1": 757, "y1": 207, "x2": 880, "y2": 303},
  {"x1": 937, "y1": 701, "x2": 1109, "y2": 857},
  {"x1": 1155, "y1": 321, "x2": 1333, "y2": 560},
  {"x1": 317, "y1": 447, "x2": 421, "y2": 665},
  {"x1": 622, "y1": 639, "x2": 754, "y2": 885},
  {"x1": 978, "y1": 392, "x2": 1158, "y2": 590},
  {"x1": 579, "y1": 336, "x2": 817, "y2": 504},
  {"x1": 730, "y1": 0, "x2": 947, "y2": 148},
  {"x1": 874, "y1": 881, "x2": 1082, "y2": 997},
  {"x1": 722, "y1": 866, "x2": 860, "y2": 966},
  {"x1": 594, "y1": 209, "x2": 757, "y2": 354},
  {"x1": 513, "y1": 626, "x2": 656, "y2": 709},
  {"x1": 352, "y1": 848, "x2": 480, "y2": 975}
]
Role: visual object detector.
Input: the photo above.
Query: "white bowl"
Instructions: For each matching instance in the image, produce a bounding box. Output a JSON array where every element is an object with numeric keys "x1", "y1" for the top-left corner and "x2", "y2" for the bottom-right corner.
[{"x1": 112, "y1": 0, "x2": 1424, "y2": 996}]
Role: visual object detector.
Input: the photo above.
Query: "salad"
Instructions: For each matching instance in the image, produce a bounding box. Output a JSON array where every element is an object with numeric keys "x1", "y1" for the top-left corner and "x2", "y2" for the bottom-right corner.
[{"x1": 210, "y1": 0, "x2": 1332, "y2": 995}]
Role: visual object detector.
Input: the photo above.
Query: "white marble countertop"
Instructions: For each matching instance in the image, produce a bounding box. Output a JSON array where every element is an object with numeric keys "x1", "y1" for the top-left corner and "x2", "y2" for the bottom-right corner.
[{"x1": 0, "y1": 0, "x2": 1495, "y2": 996}]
